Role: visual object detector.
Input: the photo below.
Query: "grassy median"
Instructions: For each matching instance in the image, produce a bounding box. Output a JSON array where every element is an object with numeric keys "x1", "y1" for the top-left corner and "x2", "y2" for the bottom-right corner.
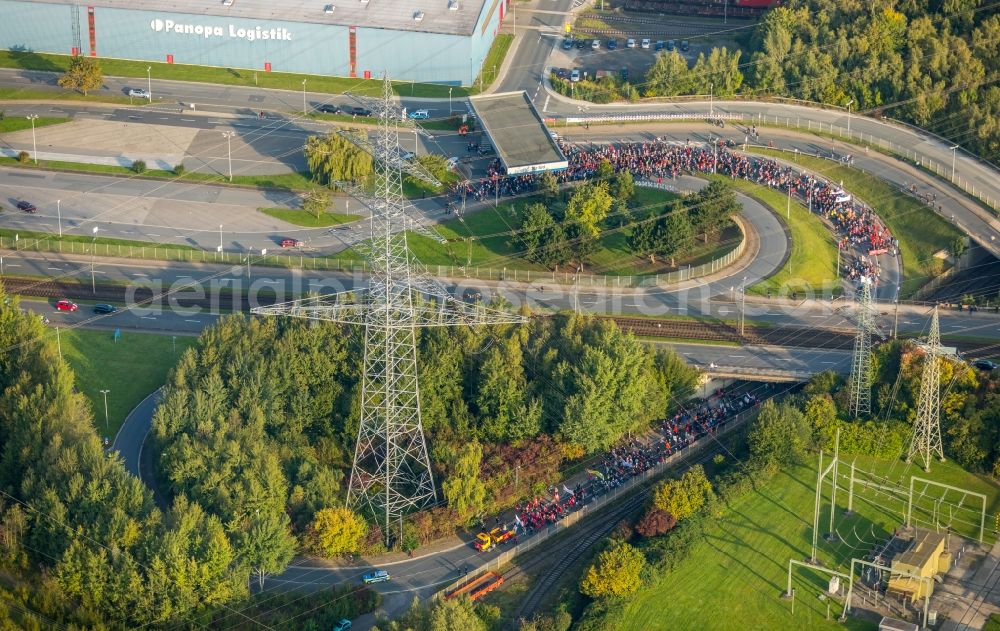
[
  {"x1": 259, "y1": 207, "x2": 361, "y2": 228},
  {"x1": 749, "y1": 149, "x2": 963, "y2": 298}
]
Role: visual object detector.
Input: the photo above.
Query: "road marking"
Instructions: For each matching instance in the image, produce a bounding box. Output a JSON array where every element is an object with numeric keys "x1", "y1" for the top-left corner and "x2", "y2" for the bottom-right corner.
[
  {"x1": 5, "y1": 264, "x2": 21, "y2": 268},
  {"x1": 181, "y1": 118, "x2": 197, "y2": 122},
  {"x1": 132, "y1": 272, "x2": 148, "y2": 276},
  {"x1": 810, "y1": 315, "x2": 826, "y2": 318},
  {"x1": 184, "y1": 319, "x2": 201, "y2": 323},
  {"x1": 159, "y1": 117, "x2": 170, "y2": 120},
  {"x1": 140, "y1": 316, "x2": 157, "y2": 320},
  {"x1": 728, "y1": 355, "x2": 745, "y2": 358},
  {"x1": 147, "y1": 233, "x2": 161, "y2": 237},
  {"x1": 717, "y1": 308, "x2": 731, "y2": 314},
  {"x1": 543, "y1": 95, "x2": 550, "y2": 112},
  {"x1": 47, "y1": 267, "x2": 62, "y2": 270},
  {"x1": 258, "y1": 280, "x2": 281, "y2": 284},
  {"x1": 127, "y1": 115, "x2": 142, "y2": 120},
  {"x1": 821, "y1": 361, "x2": 836, "y2": 364}
]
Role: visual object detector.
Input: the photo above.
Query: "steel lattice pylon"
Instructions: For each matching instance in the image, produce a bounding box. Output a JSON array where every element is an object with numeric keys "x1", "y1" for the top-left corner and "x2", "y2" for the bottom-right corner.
[
  {"x1": 848, "y1": 279, "x2": 876, "y2": 418},
  {"x1": 907, "y1": 307, "x2": 948, "y2": 472},
  {"x1": 253, "y1": 74, "x2": 527, "y2": 543}
]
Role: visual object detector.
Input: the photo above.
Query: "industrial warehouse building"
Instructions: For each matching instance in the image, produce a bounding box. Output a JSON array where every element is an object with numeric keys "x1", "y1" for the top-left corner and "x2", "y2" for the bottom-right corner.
[{"x1": 0, "y1": 0, "x2": 507, "y2": 85}]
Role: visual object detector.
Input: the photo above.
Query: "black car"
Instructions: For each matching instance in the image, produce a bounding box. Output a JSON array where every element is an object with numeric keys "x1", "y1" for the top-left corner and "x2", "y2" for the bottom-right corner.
[
  {"x1": 93, "y1": 304, "x2": 117, "y2": 314},
  {"x1": 606, "y1": 39, "x2": 617, "y2": 50},
  {"x1": 317, "y1": 104, "x2": 339, "y2": 114},
  {"x1": 348, "y1": 106, "x2": 372, "y2": 117},
  {"x1": 680, "y1": 40, "x2": 690, "y2": 52},
  {"x1": 973, "y1": 359, "x2": 997, "y2": 371},
  {"x1": 562, "y1": 39, "x2": 574, "y2": 50},
  {"x1": 16, "y1": 200, "x2": 37, "y2": 213},
  {"x1": 575, "y1": 39, "x2": 587, "y2": 49}
]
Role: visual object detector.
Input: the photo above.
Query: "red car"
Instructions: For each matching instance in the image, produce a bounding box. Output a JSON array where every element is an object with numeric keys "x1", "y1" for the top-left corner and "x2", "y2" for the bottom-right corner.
[
  {"x1": 55, "y1": 300, "x2": 78, "y2": 312},
  {"x1": 280, "y1": 238, "x2": 305, "y2": 248}
]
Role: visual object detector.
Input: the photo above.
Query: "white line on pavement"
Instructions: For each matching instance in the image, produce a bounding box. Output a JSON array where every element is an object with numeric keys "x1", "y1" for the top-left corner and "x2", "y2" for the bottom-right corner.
[
  {"x1": 46, "y1": 267, "x2": 61, "y2": 270},
  {"x1": 140, "y1": 316, "x2": 157, "y2": 320},
  {"x1": 184, "y1": 319, "x2": 201, "y2": 323}
]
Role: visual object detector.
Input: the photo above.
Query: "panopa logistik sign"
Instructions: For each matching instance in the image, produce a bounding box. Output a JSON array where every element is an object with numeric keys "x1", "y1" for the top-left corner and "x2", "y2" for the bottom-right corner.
[{"x1": 150, "y1": 18, "x2": 293, "y2": 41}]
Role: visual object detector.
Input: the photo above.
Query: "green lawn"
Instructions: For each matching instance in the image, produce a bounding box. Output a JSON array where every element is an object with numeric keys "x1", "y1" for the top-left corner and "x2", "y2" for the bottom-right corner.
[
  {"x1": 748, "y1": 150, "x2": 963, "y2": 298},
  {"x1": 57, "y1": 327, "x2": 196, "y2": 439},
  {"x1": 618, "y1": 455, "x2": 1000, "y2": 631},
  {"x1": 0, "y1": 86, "x2": 135, "y2": 105},
  {"x1": 259, "y1": 207, "x2": 362, "y2": 227},
  {"x1": 0, "y1": 50, "x2": 473, "y2": 98},
  {"x1": 0, "y1": 116, "x2": 68, "y2": 133},
  {"x1": 474, "y1": 34, "x2": 514, "y2": 91},
  {"x1": 0, "y1": 227, "x2": 197, "y2": 251},
  {"x1": 709, "y1": 175, "x2": 840, "y2": 297}
]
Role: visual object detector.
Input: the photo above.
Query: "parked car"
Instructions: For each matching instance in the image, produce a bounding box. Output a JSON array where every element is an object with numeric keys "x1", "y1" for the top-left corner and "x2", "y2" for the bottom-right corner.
[
  {"x1": 332, "y1": 620, "x2": 352, "y2": 631},
  {"x1": 93, "y1": 304, "x2": 117, "y2": 314},
  {"x1": 280, "y1": 238, "x2": 305, "y2": 248},
  {"x1": 462, "y1": 288, "x2": 483, "y2": 303},
  {"x1": 398, "y1": 149, "x2": 415, "y2": 160},
  {"x1": 570, "y1": 68, "x2": 581, "y2": 82},
  {"x1": 408, "y1": 109, "x2": 430, "y2": 120},
  {"x1": 591, "y1": 39, "x2": 600, "y2": 49},
  {"x1": 654, "y1": 40, "x2": 665, "y2": 51},
  {"x1": 973, "y1": 359, "x2": 997, "y2": 371},
  {"x1": 128, "y1": 88, "x2": 150, "y2": 98},
  {"x1": 555, "y1": 67, "x2": 569, "y2": 79},
  {"x1": 641, "y1": 38, "x2": 651, "y2": 49},
  {"x1": 680, "y1": 40, "x2": 690, "y2": 51},
  {"x1": 606, "y1": 39, "x2": 617, "y2": 50},
  {"x1": 55, "y1": 300, "x2": 77, "y2": 312},
  {"x1": 667, "y1": 39, "x2": 676, "y2": 51},
  {"x1": 317, "y1": 104, "x2": 340, "y2": 114},
  {"x1": 362, "y1": 570, "x2": 390, "y2": 584},
  {"x1": 562, "y1": 38, "x2": 574, "y2": 50},
  {"x1": 347, "y1": 106, "x2": 372, "y2": 117},
  {"x1": 626, "y1": 38, "x2": 636, "y2": 48},
  {"x1": 16, "y1": 200, "x2": 37, "y2": 213},
  {"x1": 575, "y1": 39, "x2": 587, "y2": 49}
]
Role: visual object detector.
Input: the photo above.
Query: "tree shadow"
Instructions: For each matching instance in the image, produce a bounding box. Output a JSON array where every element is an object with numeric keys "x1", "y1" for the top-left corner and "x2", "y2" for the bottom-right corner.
[{"x1": 6, "y1": 47, "x2": 63, "y2": 74}]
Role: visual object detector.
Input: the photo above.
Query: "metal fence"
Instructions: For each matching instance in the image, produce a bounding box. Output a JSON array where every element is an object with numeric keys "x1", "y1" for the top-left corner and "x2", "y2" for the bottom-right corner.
[
  {"x1": 0, "y1": 183, "x2": 747, "y2": 289},
  {"x1": 432, "y1": 405, "x2": 758, "y2": 601}
]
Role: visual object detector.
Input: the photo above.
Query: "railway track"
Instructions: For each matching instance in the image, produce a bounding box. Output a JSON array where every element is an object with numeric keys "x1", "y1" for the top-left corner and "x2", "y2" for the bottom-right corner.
[{"x1": 604, "y1": 315, "x2": 857, "y2": 349}]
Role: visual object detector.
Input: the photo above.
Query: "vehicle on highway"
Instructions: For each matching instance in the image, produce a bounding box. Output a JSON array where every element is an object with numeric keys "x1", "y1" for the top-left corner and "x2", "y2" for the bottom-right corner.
[
  {"x1": 626, "y1": 38, "x2": 636, "y2": 48},
  {"x1": 280, "y1": 238, "x2": 305, "y2": 248},
  {"x1": 667, "y1": 39, "x2": 676, "y2": 51},
  {"x1": 973, "y1": 359, "x2": 997, "y2": 371},
  {"x1": 399, "y1": 148, "x2": 415, "y2": 160},
  {"x1": 562, "y1": 38, "x2": 574, "y2": 50},
  {"x1": 575, "y1": 39, "x2": 587, "y2": 49},
  {"x1": 362, "y1": 570, "x2": 390, "y2": 584},
  {"x1": 93, "y1": 304, "x2": 117, "y2": 314},
  {"x1": 332, "y1": 620, "x2": 352, "y2": 631},
  {"x1": 654, "y1": 40, "x2": 664, "y2": 51},
  {"x1": 317, "y1": 104, "x2": 340, "y2": 114},
  {"x1": 680, "y1": 40, "x2": 690, "y2": 51},
  {"x1": 591, "y1": 39, "x2": 600, "y2": 49},
  {"x1": 127, "y1": 88, "x2": 150, "y2": 98},
  {"x1": 474, "y1": 526, "x2": 515, "y2": 552},
  {"x1": 16, "y1": 200, "x2": 37, "y2": 213},
  {"x1": 570, "y1": 68, "x2": 581, "y2": 82},
  {"x1": 606, "y1": 39, "x2": 617, "y2": 50},
  {"x1": 641, "y1": 38, "x2": 650, "y2": 49},
  {"x1": 347, "y1": 106, "x2": 372, "y2": 117},
  {"x1": 408, "y1": 109, "x2": 430, "y2": 120},
  {"x1": 55, "y1": 300, "x2": 77, "y2": 312}
]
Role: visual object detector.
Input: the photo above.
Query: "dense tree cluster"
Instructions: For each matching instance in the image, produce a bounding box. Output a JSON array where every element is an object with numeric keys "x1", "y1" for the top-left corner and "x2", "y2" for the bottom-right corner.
[
  {"x1": 640, "y1": 0, "x2": 1000, "y2": 161},
  {"x1": 151, "y1": 312, "x2": 697, "y2": 562},
  {"x1": 0, "y1": 287, "x2": 248, "y2": 628},
  {"x1": 305, "y1": 130, "x2": 374, "y2": 188}
]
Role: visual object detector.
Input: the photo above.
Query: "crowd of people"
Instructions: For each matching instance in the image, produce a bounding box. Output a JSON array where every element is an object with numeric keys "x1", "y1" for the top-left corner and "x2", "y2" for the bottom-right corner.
[
  {"x1": 451, "y1": 138, "x2": 896, "y2": 287},
  {"x1": 504, "y1": 387, "x2": 760, "y2": 538}
]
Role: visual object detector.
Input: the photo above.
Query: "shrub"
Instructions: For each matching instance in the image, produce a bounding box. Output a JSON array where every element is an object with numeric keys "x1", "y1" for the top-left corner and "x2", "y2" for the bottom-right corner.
[
  {"x1": 17, "y1": 151, "x2": 30, "y2": 163},
  {"x1": 635, "y1": 508, "x2": 677, "y2": 537},
  {"x1": 131, "y1": 159, "x2": 147, "y2": 174},
  {"x1": 173, "y1": 164, "x2": 186, "y2": 175}
]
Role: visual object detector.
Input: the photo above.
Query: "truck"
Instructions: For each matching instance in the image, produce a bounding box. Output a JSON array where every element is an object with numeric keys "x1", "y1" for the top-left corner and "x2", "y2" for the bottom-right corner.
[{"x1": 473, "y1": 526, "x2": 516, "y2": 552}]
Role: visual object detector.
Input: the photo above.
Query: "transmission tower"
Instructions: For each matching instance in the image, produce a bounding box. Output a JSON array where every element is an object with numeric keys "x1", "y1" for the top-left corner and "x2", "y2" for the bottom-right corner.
[
  {"x1": 907, "y1": 307, "x2": 949, "y2": 472},
  {"x1": 848, "y1": 279, "x2": 876, "y2": 418},
  {"x1": 253, "y1": 74, "x2": 527, "y2": 543}
]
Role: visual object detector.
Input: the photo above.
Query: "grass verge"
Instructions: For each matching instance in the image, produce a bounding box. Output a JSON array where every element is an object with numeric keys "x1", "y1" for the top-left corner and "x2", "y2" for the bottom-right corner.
[
  {"x1": 707, "y1": 174, "x2": 840, "y2": 297},
  {"x1": 0, "y1": 50, "x2": 472, "y2": 98},
  {"x1": 259, "y1": 207, "x2": 361, "y2": 228},
  {"x1": 0, "y1": 86, "x2": 135, "y2": 104},
  {"x1": 744, "y1": 150, "x2": 963, "y2": 298},
  {"x1": 0, "y1": 116, "x2": 68, "y2": 133},
  {"x1": 56, "y1": 327, "x2": 196, "y2": 439},
  {"x1": 474, "y1": 34, "x2": 514, "y2": 92},
  {"x1": 0, "y1": 227, "x2": 197, "y2": 251},
  {"x1": 617, "y1": 455, "x2": 1000, "y2": 631}
]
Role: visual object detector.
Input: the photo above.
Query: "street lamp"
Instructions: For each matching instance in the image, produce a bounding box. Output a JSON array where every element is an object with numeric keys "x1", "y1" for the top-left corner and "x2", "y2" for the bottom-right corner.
[
  {"x1": 25, "y1": 114, "x2": 38, "y2": 164},
  {"x1": 56, "y1": 199, "x2": 62, "y2": 237},
  {"x1": 99, "y1": 389, "x2": 110, "y2": 435},
  {"x1": 218, "y1": 224, "x2": 224, "y2": 253},
  {"x1": 449, "y1": 86, "x2": 453, "y2": 114},
  {"x1": 146, "y1": 66, "x2": 152, "y2": 100},
  {"x1": 90, "y1": 226, "x2": 98, "y2": 294},
  {"x1": 222, "y1": 131, "x2": 235, "y2": 182},
  {"x1": 709, "y1": 82, "x2": 713, "y2": 119},
  {"x1": 950, "y1": 145, "x2": 959, "y2": 183},
  {"x1": 845, "y1": 99, "x2": 854, "y2": 139},
  {"x1": 301, "y1": 79, "x2": 307, "y2": 116}
]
